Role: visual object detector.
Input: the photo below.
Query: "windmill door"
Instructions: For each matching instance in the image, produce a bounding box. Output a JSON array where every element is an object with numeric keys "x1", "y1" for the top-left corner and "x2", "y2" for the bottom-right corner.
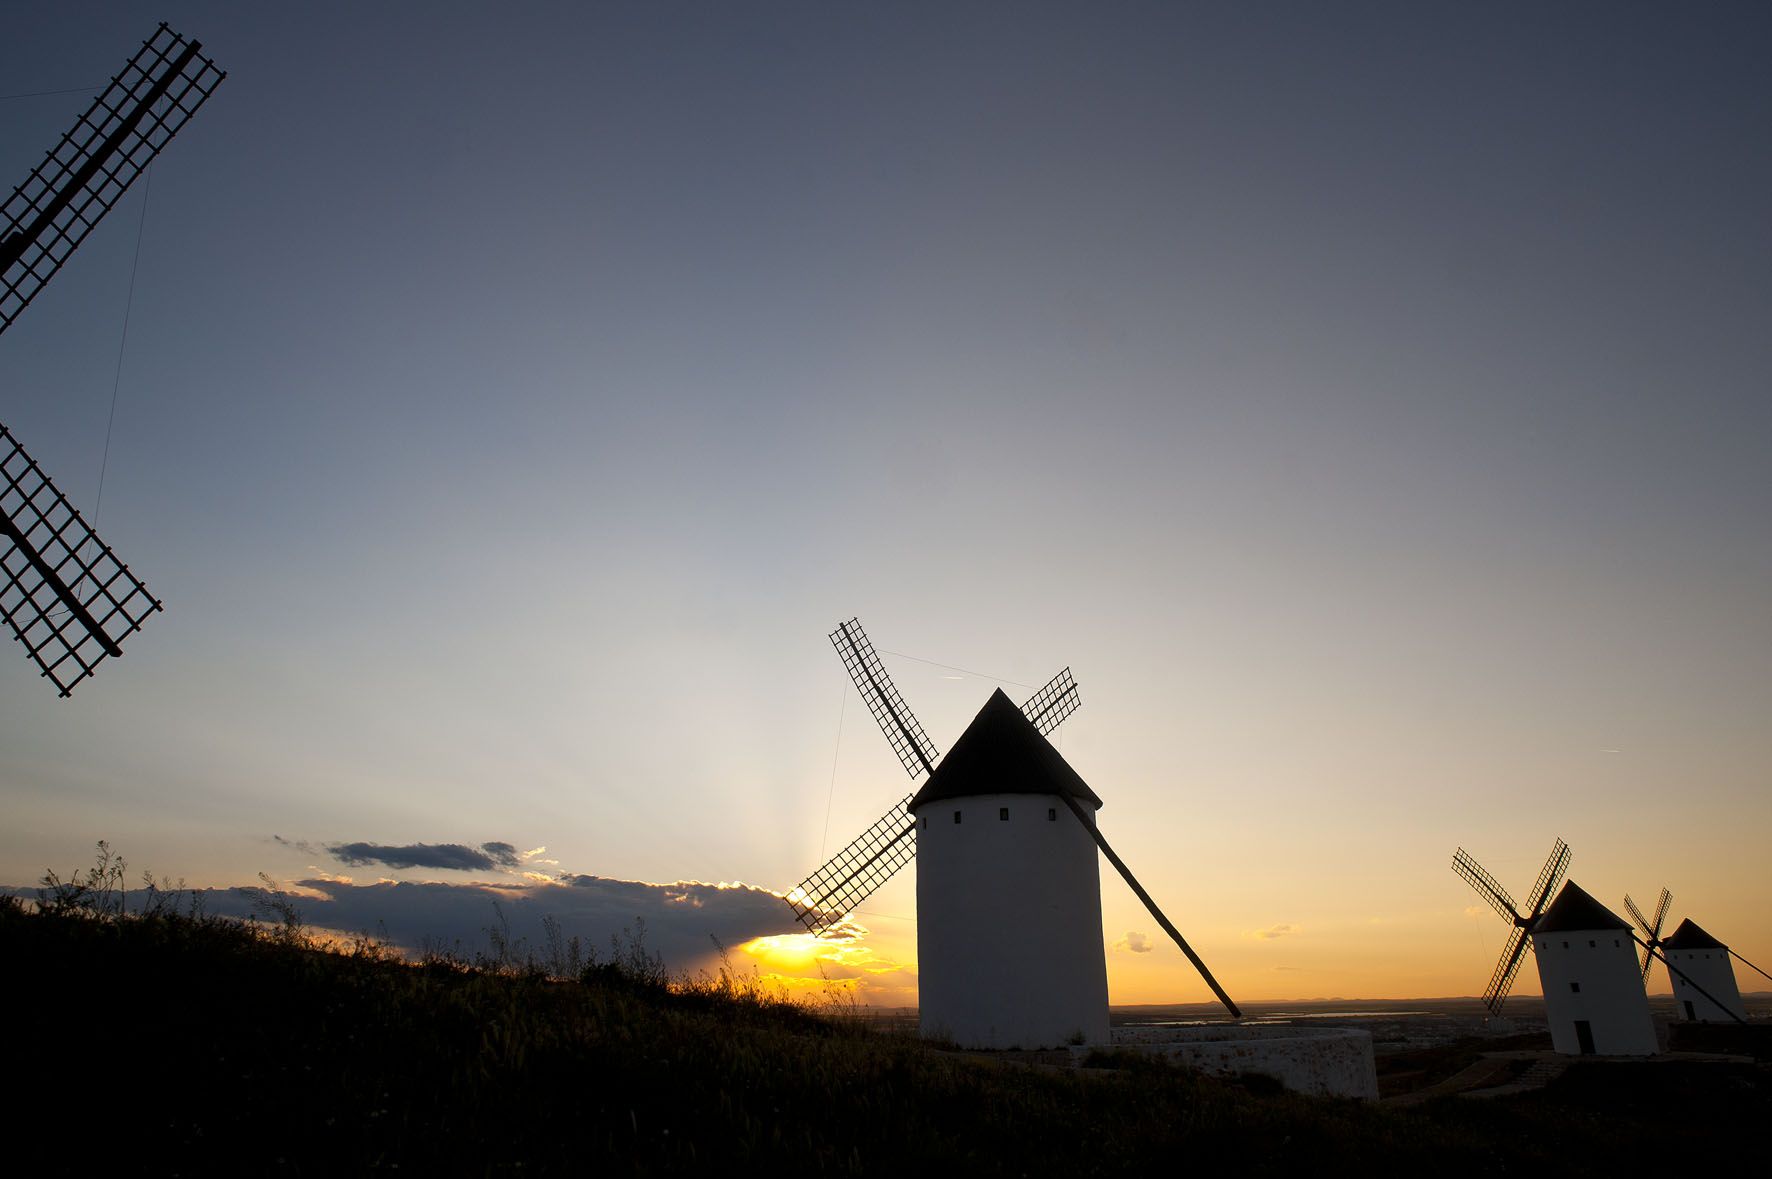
[{"x1": 1573, "y1": 1020, "x2": 1595, "y2": 1055}]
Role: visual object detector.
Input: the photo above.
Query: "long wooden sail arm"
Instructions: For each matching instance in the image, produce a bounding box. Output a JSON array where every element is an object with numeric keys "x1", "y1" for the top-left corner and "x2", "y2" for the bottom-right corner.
[
  {"x1": 1637, "y1": 934, "x2": 1748, "y2": 1025},
  {"x1": 1057, "y1": 792, "x2": 1241, "y2": 1019},
  {"x1": 1732, "y1": 950, "x2": 1772, "y2": 984}
]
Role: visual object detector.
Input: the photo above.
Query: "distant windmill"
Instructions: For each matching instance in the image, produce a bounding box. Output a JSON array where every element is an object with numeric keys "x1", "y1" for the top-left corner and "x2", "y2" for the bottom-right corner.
[
  {"x1": 1661, "y1": 919, "x2": 1750, "y2": 1023},
  {"x1": 1623, "y1": 892, "x2": 1758, "y2": 1025},
  {"x1": 1622, "y1": 887, "x2": 1673, "y2": 983},
  {"x1": 788, "y1": 618, "x2": 1238, "y2": 1047},
  {"x1": 0, "y1": 25, "x2": 224, "y2": 695},
  {"x1": 1451, "y1": 838, "x2": 1570, "y2": 1014}
]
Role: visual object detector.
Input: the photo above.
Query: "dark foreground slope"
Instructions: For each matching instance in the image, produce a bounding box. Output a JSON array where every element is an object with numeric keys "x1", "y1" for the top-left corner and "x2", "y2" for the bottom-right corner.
[{"x1": 3, "y1": 898, "x2": 1764, "y2": 1176}]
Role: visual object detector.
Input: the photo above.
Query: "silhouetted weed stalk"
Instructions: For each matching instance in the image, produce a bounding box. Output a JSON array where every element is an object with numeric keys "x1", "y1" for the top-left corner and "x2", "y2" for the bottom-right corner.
[{"x1": 36, "y1": 837, "x2": 131, "y2": 916}]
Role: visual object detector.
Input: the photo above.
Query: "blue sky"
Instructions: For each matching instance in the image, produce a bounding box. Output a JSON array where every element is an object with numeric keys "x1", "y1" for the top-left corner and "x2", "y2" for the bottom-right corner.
[{"x1": 3, "y1": 2, "x2": 1768, "y2": 1001}]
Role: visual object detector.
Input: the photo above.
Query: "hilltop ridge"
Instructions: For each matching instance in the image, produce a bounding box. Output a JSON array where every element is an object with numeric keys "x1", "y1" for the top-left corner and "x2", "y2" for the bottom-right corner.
[{"x1": 4, "y1": 892, "x2": 1766, "y2": 1174}]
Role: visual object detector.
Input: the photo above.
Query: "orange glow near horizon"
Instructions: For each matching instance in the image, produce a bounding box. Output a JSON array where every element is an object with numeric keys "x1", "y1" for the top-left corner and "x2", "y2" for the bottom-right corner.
[{"x1": 736, "y1": 931, "x2": 920, "y2": 1007}]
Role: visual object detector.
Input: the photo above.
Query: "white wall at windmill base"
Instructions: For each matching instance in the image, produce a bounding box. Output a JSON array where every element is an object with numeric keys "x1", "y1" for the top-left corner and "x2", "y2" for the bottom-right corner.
[
  {"x1": 1111, "y1": 1026, "x2": 1378, "y2": 1099},
  {"x1": 1532, "y1": 930, "x2": 1658, "y2": 1055},
  {"x1": 1666, "y1": 949, "x2": 1746, "y2": 1022},
  {"x1": 914, "y1": 791, "x2": 1110, "y2": 1049}
]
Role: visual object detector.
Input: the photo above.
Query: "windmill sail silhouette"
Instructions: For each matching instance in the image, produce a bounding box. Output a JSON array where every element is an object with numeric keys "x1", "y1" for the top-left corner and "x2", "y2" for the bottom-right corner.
[
  {"x1": 1452, "y1": 838, "x2": 1570, "y2": 1014},
  {"x1": 790, "y1": 618, "x2": 1239, "y2": 1017},
  {"x1": 0, "y1": 25, "x2": 224, "y2": 695},
  {"x1": 790, "y1": 619, "x2": 1078, "y2": 932},
  {"x1": 1623, "y1": 886, "x2": 1673, "y2": 982}
]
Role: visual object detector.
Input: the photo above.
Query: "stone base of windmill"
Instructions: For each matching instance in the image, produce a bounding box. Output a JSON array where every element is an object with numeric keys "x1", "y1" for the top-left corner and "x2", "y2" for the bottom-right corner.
[{"x1": 1101, "y1": 1025, "x2": 1380, "y2": 1100}]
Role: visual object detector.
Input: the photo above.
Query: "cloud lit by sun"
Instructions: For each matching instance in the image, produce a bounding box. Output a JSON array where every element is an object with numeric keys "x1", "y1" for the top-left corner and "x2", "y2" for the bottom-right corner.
[{"x1": 737, "y1": 931, "x2": 918, "y2": 1005}]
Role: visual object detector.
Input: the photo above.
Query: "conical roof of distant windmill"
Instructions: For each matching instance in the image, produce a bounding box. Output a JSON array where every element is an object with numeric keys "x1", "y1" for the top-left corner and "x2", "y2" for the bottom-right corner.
[
  {"x1": 1533, "y1": 880, "x2": 1631, "y2": 933},
  {"x1": 1663, "y1": 918, "x2": 1728, "y2": 951},
  {"x1": 909, "y1": 688, "x2": 1104, "y2": 811}
]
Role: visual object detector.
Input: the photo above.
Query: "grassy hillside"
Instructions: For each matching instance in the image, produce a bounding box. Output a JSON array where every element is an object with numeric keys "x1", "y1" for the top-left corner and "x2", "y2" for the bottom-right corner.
[{"x1": 5, "y1": 883, "x2": 1765, "y2": 1175}]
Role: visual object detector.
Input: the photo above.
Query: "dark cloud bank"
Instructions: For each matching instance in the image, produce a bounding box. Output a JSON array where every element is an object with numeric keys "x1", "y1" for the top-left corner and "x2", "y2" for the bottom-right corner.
[
  {"x1": 272, "y1": 836, "x2": 523, "y2": 873},
  {"x1": 329, "y1": 841, "x2": 522, "y2": 872},
  {"x1": 297, "y1": 874, "x2": 805, "y2": 973},
  {"x1": 12, "y1": 874, "x2": 805, "y2": 978}
]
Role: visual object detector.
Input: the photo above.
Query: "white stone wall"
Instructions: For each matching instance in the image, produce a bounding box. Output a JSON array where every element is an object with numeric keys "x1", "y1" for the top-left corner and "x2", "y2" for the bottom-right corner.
[
  {"x1": 1665, "y1": 947, "x2": 1745, "y2": 1022},
  {"x1": 1532, "y1": 928, "x2": 1658, "y2": 1055},
  {"x1": 1110, "y1": 1026, "x2": 1378, "y2": 1100},
  {"x1": 913, "y1": 791, "x2": 1110, "y2": 1049}
]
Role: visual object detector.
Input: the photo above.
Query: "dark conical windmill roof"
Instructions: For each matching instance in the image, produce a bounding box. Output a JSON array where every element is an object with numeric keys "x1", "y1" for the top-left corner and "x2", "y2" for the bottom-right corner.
[
  {"x1": 1532, "y1": 880, "x2": 1631, "y2": 934},
  {"x1": 1663, "y1": 918, "x2": 1728, "y2": 951},
  {"x1": 908, "y1": 688, "x2": 1103, "y2": 812}
]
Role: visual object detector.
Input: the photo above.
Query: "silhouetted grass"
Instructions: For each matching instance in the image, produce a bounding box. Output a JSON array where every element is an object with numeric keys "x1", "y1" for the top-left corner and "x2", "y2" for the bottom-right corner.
[{"x1": 4, "y1": 850, "x2": 1766, "y2": 1175}]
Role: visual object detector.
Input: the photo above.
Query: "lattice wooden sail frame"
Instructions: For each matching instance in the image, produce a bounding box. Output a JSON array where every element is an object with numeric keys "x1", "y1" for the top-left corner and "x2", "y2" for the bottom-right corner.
[
  {"x1": 1452, "y1": 849, "x2": 1521, "y2": 925},
  {"x1": 0, "y1": 24, "x2": 222, "y2": 695},
  {"x1": 1624, "y1": 887, "x2": 1673, "y2": 982},
  {"x1": 829, "y1": 618, "x2": 938, "y2": 777},
  {"x1": 1020, "y1": 666, "x2": 1079, "y2": 735},
  {"x1": 1452, "y1": 838, "x2": 1570, "y2": 1015},
  {"x1": 794, "y1": 621, "x2": 1085, "y2": 935},
  {"x1": 1, "y1": 24, "x2": 224, "y2": 335},
  {"x1": 1, "y1": 424, "x2": 161, "y2": 695},
  {"x1": 788, "y1": 794, "x2": 915, "y2": 935}
]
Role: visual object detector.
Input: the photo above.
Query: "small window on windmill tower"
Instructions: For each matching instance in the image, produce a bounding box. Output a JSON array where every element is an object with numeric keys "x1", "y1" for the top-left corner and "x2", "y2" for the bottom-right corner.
[
  {"x1": 1588, "y1": 940, "x2": 1596, "y2": 948},
  {"x1": 999, "y1": 807, "x2": 1009, "y2": 821},
  {"x1": 1570, "y1": 982, "x2": 1581, "y2": 993},
  {"x1": 953, "y1": 810, "x2": 962, "y2": 824},
  {"x1": 1048, "y1": 807, "x2": 1057, "y2": 821}
]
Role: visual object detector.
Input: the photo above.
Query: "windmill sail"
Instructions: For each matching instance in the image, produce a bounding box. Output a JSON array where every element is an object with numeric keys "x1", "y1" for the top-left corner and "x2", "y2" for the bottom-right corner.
[
  {"x1": 788, "y1": 794, "x2": 915, "y2": 934},
  {"x1": 0, "y1": 25, "x2": 222, "y2": 695},
  {"x1": 795, "y1": 620, "x2": 1088, "y2": 936},
  {"x1": 1522, "y1": 839, "x2": 1571, "y2": 917},
  {"x1": 1452, "y1": 849, "x2": 1520, "y2": 925},
  {"x1": 1452, "y1": 838, "x2": 1570, "y2": 1015},
  {"x1": 1020, "y1": 666, "x2": 1079, "y2": 735},
  {"x1": 1483, "y1": 926, "x2": 1531, "y2": 1013},
  {"x1": 1, "y1": 424, "x2": 161, "y2": 695},
  {"x1": 1, "y1": 24, "x2": 224, "y2": 336},
  {"x1": 829, "y1": 619, "x2": 939, "y2": 777},
  {"x1": 1624, "y1": 887, "x2": 1673, "y2": 981}
]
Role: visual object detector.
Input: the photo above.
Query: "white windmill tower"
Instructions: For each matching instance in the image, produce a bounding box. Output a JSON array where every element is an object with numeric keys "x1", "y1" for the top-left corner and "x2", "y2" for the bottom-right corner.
[
  {"x1": 1661, "y1": 919, "x2": 1748, "y2": 1024},
  {"x1": 1529, "y1": 880, "x2": 1657, "y2": 1056},
  {"x1": 909, "y1": 687, "x2": 1109, "y2": 1047},
  {"x1": 788, "y1": 619, "x2": 1238, "y2": 1049}
]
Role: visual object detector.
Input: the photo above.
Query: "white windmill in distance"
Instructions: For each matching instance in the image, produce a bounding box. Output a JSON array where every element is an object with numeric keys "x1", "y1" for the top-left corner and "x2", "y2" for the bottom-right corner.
[
  {"x1": 788, "y1": 618, "x2": 1238, "y2": 1049},
  {"x1": 1660, "y1": 919, "x2": 1749, "y2": 1024},
  {"x1": 1624, "y1": 885, "x2": 1758, "y2": 1025}
]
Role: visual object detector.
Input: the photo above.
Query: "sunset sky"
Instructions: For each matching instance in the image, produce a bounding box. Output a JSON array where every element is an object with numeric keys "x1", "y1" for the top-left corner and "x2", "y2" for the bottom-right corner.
[{"x1": 2, "y1": 2, "x2": 1768, "y2": 1006}]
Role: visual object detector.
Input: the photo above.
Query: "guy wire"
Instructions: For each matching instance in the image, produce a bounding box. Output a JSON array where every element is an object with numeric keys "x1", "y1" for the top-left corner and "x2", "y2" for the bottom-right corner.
[
  {"x1": 819, "y1": 682, "x2": 846, "y2": 861},
  {"x1": 93, "y1": 164, "x2": 152, "y2": 532}
]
